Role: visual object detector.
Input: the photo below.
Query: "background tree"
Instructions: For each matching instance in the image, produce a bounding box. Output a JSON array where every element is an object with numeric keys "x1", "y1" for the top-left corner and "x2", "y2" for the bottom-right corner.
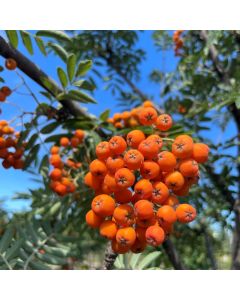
[{"x1": 0, "y1": 30, "x2": 238, "y2": 270}]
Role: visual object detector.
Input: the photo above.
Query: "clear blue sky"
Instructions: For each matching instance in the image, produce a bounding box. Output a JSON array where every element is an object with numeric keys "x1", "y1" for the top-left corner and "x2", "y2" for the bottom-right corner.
[{"x1": 0, "y1": 30, "x2": 237, "y2": 213}]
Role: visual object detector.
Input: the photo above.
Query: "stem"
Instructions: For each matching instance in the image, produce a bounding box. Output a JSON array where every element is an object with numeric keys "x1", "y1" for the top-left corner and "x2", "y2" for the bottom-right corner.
[{"x1": 101, "y1": 241, "x2": 118, "y2": 270}]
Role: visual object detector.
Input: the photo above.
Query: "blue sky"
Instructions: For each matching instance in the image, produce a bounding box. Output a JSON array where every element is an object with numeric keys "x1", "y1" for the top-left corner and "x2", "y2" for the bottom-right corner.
[{"x1": 0, "y1": 30, "x2": 237, "y2": 213}]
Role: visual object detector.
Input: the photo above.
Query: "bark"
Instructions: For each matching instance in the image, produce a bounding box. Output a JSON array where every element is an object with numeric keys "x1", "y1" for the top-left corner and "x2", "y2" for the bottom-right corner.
[
  {"x1": 101, "y1": 242, "x2": 118, "y2": 270},
  {"x1": 162, "y1": 239, "x2": 185, "y2": 270}
]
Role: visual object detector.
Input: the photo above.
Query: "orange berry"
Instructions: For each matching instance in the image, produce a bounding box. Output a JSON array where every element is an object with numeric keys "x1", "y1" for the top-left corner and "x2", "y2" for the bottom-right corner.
[
  {"x1": 139, "y1": 107, "x2": 158, "y2": 125},
  {"x1": 179, "y1": 159, "x2": 199, "y2": 177},
  {"x1": 174, "y1": 182, "x2": 190, "y2": 196},
  {"x1": 2, "y1": 159, "x2": 11, "y2": 169},
  {"x1": 99, "y1": 220, "x2": 118, "y2": 239},
  {"x1": 165, "y1": 194, "x2": 179, "y2": 207},
  {"x1": 155, "y1": 114, "x2": 173, "y2": 131},
  {"x1": 50, "y1": 168, "x2": 62, "y2": 181},
  {"x1": 60, "y1": 137, "x2": 70, "y2": 147},
  {"x1": 143, "y1": 100, "x2": 154, "y2": 108},
  {"x1": 126, "y1": 130, "x2": 145, "y2": 148},
  {"x1": 145, "y1": 225, "x2": 165, "y2": 247},
  {"x1": 140, "y1": 161, "x2": 160, "y2": 180},
  {"x1": 49, "y1": 154, "x2": 63, "y2": 168},
  {"x1": 128, "y1": 117, "x2": 139, "y2": 127},
  {"x1": 106, "y1": 156, "x2": 125, "y2": 174},
  {"x1": 124, "y1": 149, "x2": 144, "y2": 170},
  {"x1": 91, "y1": 194, "x2": 116, "y2": 217},
  {"x1": 5, "y1": 137, "x2": 16, "y2": 148},
  {"x1": 131, "y1": 239, "x2": 146, "y2": 253},
  {"x1": 136, "y1": 216, "x2": 156, "y2": 228},
  {"x1": 84, "y1": 172, "x2": 102, "y2": 190},
  {"x1": 71, "y1": 137, "x2": 80, "y2": 148},
  {"x1": 146, "y1": 134, "x2": 163, "y2": 150},
  {"x1": 121, "y1": 111, "x2": 131, "y2": 120},
  {"x1": 96, "y1": 141, "x2": 111, "y2": 160},
  {"x1": 111, "y1": 239, "x2": 130, "y2": 254},
  {"x1": 192, "y1": 143, "x2": 209, "y2": 163},
  {"x1": 1, "y1": 86, "x2": 12, "y2": 97},
  {"x1": 74, "y1": 129, "x2": 85, "y2": 141},
  {"x1": 115, "y1": 168, "x2": 135, "y2": 188},
  {"x1": 151, "y1": 181, "x2": 169, "y2": 204},
  {"x1": 114, "y1": 121, "x2": 123, "y2": 129},
  {"x1": 116, "y1": 227, "x2": 136, "y2": 247},
  {"x1": 185, "y1": 172, "x2": 200, "y2": 185},
  {"x1": 0, "y1": 148, "x2": 8, "y2": 158},
  {"x1": 165, "y1": 171, "x2": 185, "y2": 191},
  {"x1": 114, "y1": 189, "x2": 132, "y2": 204},
  {"x1": 90, "y1": 159, "x2": 107, "y2": 179},
  {"x1": 138, "y1": 139, "x2": 159, "y2": 159},
  {"x1": 113, "y1": 113, "x2": 122, "y2": 122},
  {"x1": 55, "y1": 183, "x2": 67, "y2": 196},
  {"x1": 86, "y1": 210, "x2": 103, "y2": 228},
  {"x1": 50, "y1": 146, "x2": 59, "y2": 154},
  {"x1": 109, "y1": 136, "x2": 127, "y2": 155},
  {"x1": 134, "y1": 179, "x2": 153, "y2": 199},
  {"x1": 157, "y1": 205, "x2": 177, "y2": 225},
  {"x1": 134, "y1": 200, "x2": 154, "y2": 220},
  {"x1": 0, "y1": 137, "x2": 6, "y2": 149},
  {"x1": 135, "y1": 227, "x2": 147, "y2": 243},
  {"x1": 5, "y1": 58, "x2": 17, "y2": 70},
  {"x1": 113, "y1": 204, "x2": 135, "y2": 227},
  {"x1": 176, "y1": 204, "x2": 197, "y2": 223},
  {"x1": 157, "y1": 151, "x2": 177, "y2": 172},
  {"x1": 13, "y1": 159, "x2": 24, "y2": 169},
  {"x1": 172, "y1": 135, "x2": 193, "y2": 159},
  {"x1": 0, "y1": 91, "x2": 6, "y2": 102},
  {"x1": 103, "y1": 173, "x2": 122, "y2": 192}
]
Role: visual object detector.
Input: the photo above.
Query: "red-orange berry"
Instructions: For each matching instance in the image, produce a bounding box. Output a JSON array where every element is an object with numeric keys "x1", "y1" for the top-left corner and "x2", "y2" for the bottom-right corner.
[
  {"x1": 155, "y1": 114, "x2": 173, "y2": 131},
  {"x1": 145, "y1": 225, "x2": 165, "y2": 246}
]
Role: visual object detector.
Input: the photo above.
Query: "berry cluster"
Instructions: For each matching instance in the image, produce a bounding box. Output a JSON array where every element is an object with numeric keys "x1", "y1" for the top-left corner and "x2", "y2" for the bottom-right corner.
[
  {"x1": 0, "y1": 120, "x2": 26, "y2": 169},
  {"x1": 49, "y1": 130, "x2": 85, "y2": 196},
  {"x1": 0, "y1": 59, "x2": 16, "y2": 103},
  {"x1": 84, "y1": 106, "x2": 209, "y2": 254},
  {"x1": 173, "y1": 30, "x2": 184, "y2": 56},
  {"x1": 107, "y1": 100, "x2": 156, "y2": 129}
]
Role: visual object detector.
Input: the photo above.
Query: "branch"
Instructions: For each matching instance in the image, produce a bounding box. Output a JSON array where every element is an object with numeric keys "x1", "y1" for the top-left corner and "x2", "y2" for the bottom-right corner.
[
  {"x1": 101, "y1": 242, "x2": 118, "y2": 270},
  {"x1": 0, "y1": 35, "x2": 91, "y2": 119},
  {"x1": 162, "y1": 238, "x2": 185, "y2": 270},
  {"x1": 202, "y1": 226, "x2": 218, "y2": 270}
]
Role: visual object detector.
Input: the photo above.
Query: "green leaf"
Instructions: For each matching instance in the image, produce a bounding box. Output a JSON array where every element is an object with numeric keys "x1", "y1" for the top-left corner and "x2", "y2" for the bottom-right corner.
[
  {"x1": 40, "y1": 122, "x2": 60, "y2": 134},
  {"x1": 25, "y1": 133, "x2": 38, "y2": 151},
  {"x1": 5, "y1": 239, "x2": 24, "y2": 260},
  {"x1": 5, "y1": 30, "x2": 18, "y2": 48},
  {"x1": 20, "y1": 31, "x2": 33, "y2": 55},
  {"x1": 36, "y1": 30, "x2": 71, "y2": 42},
  {"x1": 48, "y1": 43, "x2": 68, "y2": 62},
  {"x1": 76, "y1": 60, "x2": 92, "y2": 77},
  {"x1": 0, "y1": 228, "x2": 14, "y2": 253},
  {"x1": 67, "y1": 54, "x2": 76, "y2": 82},
  {"x1": 38, "y1": 154, "x2": 49, "y2": 173},
  {"x1": 0, "y1": 77, "x2": 5, "y2": 83},
  {"x1": 73, "y1": 79, "x2": 95, "y2": 91},
  {"x1": 138, "y1": 251, "x2": 161, "y2": 269},
  {"x1": 114, "y1": 255, "x2": 125, "y2": 269},
  {"x1": 35, "y1": 36, "x2": 46, "y2": 56},
  {"x1": 69, "y1": 90, "x2": 96, "y2": 104},
  {"x1": 235, "y1": 97, "x2": 240, "y2": 109},
  {"x1": 46, "y1": 202, "x2": 62, "y2": 216},
  {"x1": 24, "y1": 144, "x2": 40, "y2": 169},
  {"x1": 44, "y1": 134, "x2": 71, "y2": 143},
  {"x1": 129, "y1": 253, "x2": 142, "y2": 269},
  {"x1": 57, "y1": 67, "x2": 68, "y2": 88},
  {"x1": 99, "y1": 109, "x2": 110, "y2": 121}
]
